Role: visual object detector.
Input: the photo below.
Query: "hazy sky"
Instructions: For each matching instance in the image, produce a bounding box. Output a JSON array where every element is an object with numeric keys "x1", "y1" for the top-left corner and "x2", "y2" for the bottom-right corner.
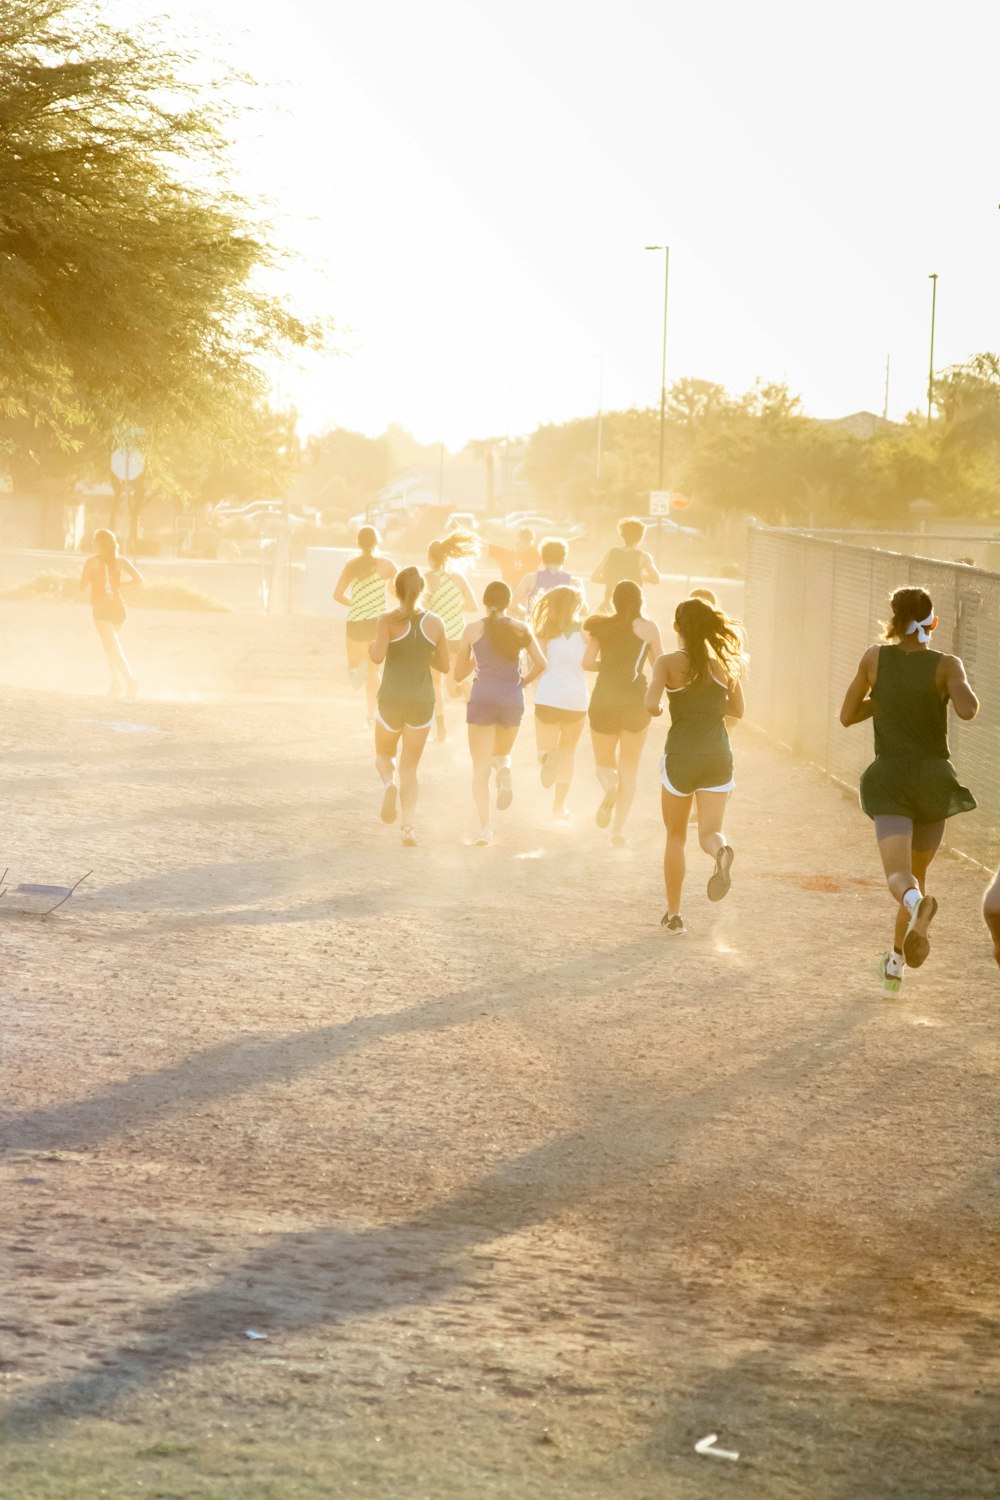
[{"x1": 125, "y1": 0, "x2": 1000, "y2": 447}]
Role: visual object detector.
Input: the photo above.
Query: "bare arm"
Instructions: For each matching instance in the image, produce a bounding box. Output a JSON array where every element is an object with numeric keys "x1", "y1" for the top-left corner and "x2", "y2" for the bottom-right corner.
[
  {"x1": 591, "y1": 551, "x2": 610, "y2": 585},
  {"x1": 520, "y1": 631, "x2": 546, "y2": 689},
  {"x1": 644, "y1": 654, "x2": 668, "y2": 716},
  {"x1": 333, "y1": 563, "x2": 354, "y2": 608},
  {"x1": 643, "y1": 619, "x2": 663, "y2": 660},
  {"x1": 510, "y1": 574, "x2": 534, "y2": 614},
  {"x1": 79, "y1": 558, "x2": 92, "y2": 596},
  {"x1": 840, "y1": 648, "x2": 877, "y2": 726},
  {"x1": 582, "y1": 632, "x2": 601, "y2": 672},
  {"x1": 453, "y1": 625, "x2": 476, "y2": 683},
  {"x1": 369, "y1": 613, "x2": 392, "y2": 665},
  {"x1": 426, "y1": 614, "x2": 451, "y2": 675},
  {"x1": 726, "y1": 676, "x2": 745, "y2": 721},
  {"x1": 640, "y1": 550, "x2": 660, "y2": 585},
  {"x1": 119, "y1": 558, "x2": 142, "y2": 587},
  {"x1": 943, "y1": 655, "x2": 979, "y2": 721}
]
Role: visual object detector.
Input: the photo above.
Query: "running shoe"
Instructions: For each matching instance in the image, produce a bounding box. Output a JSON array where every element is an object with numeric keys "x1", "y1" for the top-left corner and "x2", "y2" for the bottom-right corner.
[
  {"x1": 661, "y1": 914, "x2": 687, "y2": 935},
  {"x1": 878, "y1": 950, "x2": 904, "y2": 996},
  {"x1": 474, "y1": 826, "x2": 494, "y2": 847},
  {"x1": 539, "y1": 752, "x2": 558, "y2": 789},
  {"x1": 496, "y1": 767, "x2": 513, "y2": 811},
  {"x1": 707, "y1": 844, "x2": 735, "y2": 902},
  {"x1": 611, "y1": 833, "x2": 628, "y2": 848},
  {"x1": 903, "y1": 894, "x2": 938, "y2": 969},
  {"x1": 401, "y1": 825, "x2": 417, "y2": 847},
  {"x1": 380, "y1": 782, "x2": 398, "y2": 824},
  {"x1": 596, "y1": 789, "x2": 617, "y2": 828}
]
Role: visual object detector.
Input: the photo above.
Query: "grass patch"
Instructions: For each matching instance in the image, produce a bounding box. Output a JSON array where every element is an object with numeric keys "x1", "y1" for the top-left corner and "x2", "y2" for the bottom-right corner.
[{"x1": 0, "y1": 570, "x2": 230, "y2": 612}]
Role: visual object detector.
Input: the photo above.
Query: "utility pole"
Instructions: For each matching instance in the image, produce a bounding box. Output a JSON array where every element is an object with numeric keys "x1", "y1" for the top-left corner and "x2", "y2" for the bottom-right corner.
[
  {"x1": 595, "y1": 355, "x2": 604, "y2": 486},
  {"x1": 927, "y1": 273, "x2": 938, "y2": 427},
  {"x1": 883, "y1": 353, "x2": 890, "y2": 420},
  {"x1": 645, "y1": 245, "x2": 670, "y2": 488}
]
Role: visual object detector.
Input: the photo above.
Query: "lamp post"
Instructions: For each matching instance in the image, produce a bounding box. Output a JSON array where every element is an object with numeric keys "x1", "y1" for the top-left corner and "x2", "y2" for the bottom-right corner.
[
  {"x1": 927, "y1": 273, "x2": 938, "y2": 427},
  {"x1": 645, "y1": 244, "x2": 670, "y2": 488}
]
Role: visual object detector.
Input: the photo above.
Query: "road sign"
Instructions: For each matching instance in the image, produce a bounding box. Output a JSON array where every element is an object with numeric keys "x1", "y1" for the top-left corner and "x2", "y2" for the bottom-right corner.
[
  {"x1": 111, "y1": 447, "x2": 145, "y2": 483},
  {"x1": 670, "y1": 493, "x2": 691, "y2": 509},
  {"x1": 649, "y1": 490, "x2": 672, "y2": 516}
]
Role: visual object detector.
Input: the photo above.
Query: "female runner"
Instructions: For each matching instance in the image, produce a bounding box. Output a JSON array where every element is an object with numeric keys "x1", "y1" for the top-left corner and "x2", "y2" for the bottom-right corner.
[
  {"x1": 840, "y1": 586, "x2": 979, "y2": 991},
  {"x1": 369, "y1": 567, "x2": 450, "y2": 847},
  {"x1": 645, "y1": 596, "x2": 745, "y2": 934},
  {"x1": 79, "y1": 529, "x2": 142, "y2": 698},
  {"x1": 454, "y1": 580, "x2": 546, "y2": 845},
  {"x1": 510, "y1": 537, "x2": 575, "y2": 615},
  {"x1": 582, "y1": 580, "x2": 662, "y2": 846},
  {"x1": 532, "y1": 585, "x2": 590, "y2": 819},
  {"x1": 425, "y1": 530, "x2": 479, "y2": 738},
  {"x1": 333, "y1": 527, "x2": 397, "y2": 725},
  {"x1": 592, "y1": 518, "x2": 660, "y2": 611}
]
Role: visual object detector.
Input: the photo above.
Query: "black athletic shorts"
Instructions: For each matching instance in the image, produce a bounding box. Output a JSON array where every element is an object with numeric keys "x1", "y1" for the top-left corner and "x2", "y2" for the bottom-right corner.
[
  {"x1": 535, "y1": 704, "x2": 586, "y2": 725},
  {"x1": 588, "y1": 701, "x2": 650, "y2": 736},
  {"x1": 376, "y1": 699, "x2": 435, "y2": 733}
]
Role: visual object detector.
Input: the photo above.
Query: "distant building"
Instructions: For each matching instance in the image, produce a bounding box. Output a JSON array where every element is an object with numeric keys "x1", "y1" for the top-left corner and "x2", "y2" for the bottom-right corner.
[{"x1": 817, "y1": 411, "x2": 902, "y2": 440}]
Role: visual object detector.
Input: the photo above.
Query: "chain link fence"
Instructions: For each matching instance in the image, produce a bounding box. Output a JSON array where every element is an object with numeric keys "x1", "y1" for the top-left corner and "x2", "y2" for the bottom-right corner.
[{"x1": 744, "y1": 523, "x2": 1000, "y2": 871}]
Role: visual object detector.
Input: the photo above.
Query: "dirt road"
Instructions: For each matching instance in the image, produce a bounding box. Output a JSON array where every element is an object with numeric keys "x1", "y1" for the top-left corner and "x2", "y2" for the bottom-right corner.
[{"x1": 1, "y1": 603, "x2": 997, "y2": 1499}]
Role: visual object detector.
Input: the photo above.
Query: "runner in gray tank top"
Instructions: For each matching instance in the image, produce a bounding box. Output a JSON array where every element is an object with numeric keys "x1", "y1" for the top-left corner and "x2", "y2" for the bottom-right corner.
[
  {"x1": 592, "y1": 517, "x2": 659, "y2": 612},
  {"x1": 840, "y1": 585, "x2": 979, "y2": 993},
  {"x1": 370, "y1": 567, "x2": 450, "y2": 847}
]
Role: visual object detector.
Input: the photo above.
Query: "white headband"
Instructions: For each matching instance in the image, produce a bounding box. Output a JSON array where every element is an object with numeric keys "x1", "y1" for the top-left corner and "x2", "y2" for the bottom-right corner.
[{"x1": 906, "y1": 611, "x2": 936, "y2": 645}]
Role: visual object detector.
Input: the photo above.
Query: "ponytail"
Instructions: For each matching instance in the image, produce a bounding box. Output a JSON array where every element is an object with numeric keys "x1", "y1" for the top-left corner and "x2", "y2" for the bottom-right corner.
[
  {"x1": 585, "y1": 579, "x2": 643, "y2": 642},
  {"x1": 482, "y1": 579, "x2": 528, "y2": 660},
  {"x1": 394, "y1": 565, "x2": 424, "y2": 619},
  {"x1": 428, "y1": 529, "x2": 479, "y2": 569},
  {"x1": 883, "y1": 586, "x2": 934, "y2": 643},
  {"x1": 674, "y1": 597, "x2": 745, "y2": 683}
]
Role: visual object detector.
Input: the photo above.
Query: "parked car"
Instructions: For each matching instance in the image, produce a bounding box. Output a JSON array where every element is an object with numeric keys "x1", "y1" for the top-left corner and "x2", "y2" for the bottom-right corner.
[{"x1": 636, "y1": 513, "x2": 699, "y2": 537}]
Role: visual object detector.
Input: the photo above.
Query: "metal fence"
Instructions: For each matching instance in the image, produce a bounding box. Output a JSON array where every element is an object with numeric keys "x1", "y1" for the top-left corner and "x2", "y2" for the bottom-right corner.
[{"x1": 744, "y1": 523, "x2": 1000, "y2": 871}]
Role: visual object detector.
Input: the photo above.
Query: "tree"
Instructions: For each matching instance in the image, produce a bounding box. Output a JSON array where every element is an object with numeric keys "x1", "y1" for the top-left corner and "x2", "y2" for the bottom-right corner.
[{"x1": 0, "y1": 0, "x2": 319, "y2": 526}]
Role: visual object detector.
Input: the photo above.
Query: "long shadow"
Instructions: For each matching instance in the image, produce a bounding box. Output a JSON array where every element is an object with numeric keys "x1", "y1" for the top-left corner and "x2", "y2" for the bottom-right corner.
[
  {"x1": 0, "y1": 998, "x2": 881, "y2": 1436},
  {"x1": 0, "y1": 931, "x2": 671, "y2": 1156}
]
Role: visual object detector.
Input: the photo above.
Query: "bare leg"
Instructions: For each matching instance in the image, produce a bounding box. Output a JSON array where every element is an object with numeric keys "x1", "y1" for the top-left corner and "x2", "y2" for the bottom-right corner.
[
  {"x1": 95, "y1": 621, "x2": 134, "y2": 693},
  {"x1": 554, "y1": 717, "x2": 584, "y2": 814},
  {"x1": 490, "y1": 724, "x2": 520, "y2": 811},
  {"x1": 535, "y1": 715, "x2": 560, "y2": 774},
  {"x1": 984, "y1": 867, "x2": 1000, "y2": 967},
  {"x1": 662, "y1": 787, "x2": 693, "y2": 916},
  {"x1": 398, "y1": 723, "x2": 431, "y2": 829},
  {"x1": 878, "y1": 830, "x2": 939, "y2": 967},
  {"x1": 347, "y1": 634, "x2": 367, "y2": 689},
  {"x1": 467, "y1": 724, "x2": 495, "y2": 831},
  {"x1": 432, "y1": 668, "x2": 447, "y2": 740},
  {"x1": 612, "y1": 725, "x2": 649, "y2": 838},
  {"x1": 374, "y1": 721, "x2": 400, "y2": 822},
  {"x1": 365, "y1": 658, "x2": 380, "y2": 726}
]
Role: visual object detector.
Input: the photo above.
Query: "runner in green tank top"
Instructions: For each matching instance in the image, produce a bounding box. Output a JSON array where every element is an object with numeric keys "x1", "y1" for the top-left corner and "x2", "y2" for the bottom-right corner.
[
  {"x1": 592, "y1": 517, "x2": 660, "y2": 612},
  {"x1": 370, "y1": 567, "x2": 450, "y2": 847},
  {"x1": 333, "y1": 526, "x2": 397, "y2": 726},
  {"x1": 425, "y1": 530, "x2": 478, "y2": 740},
  {"x1": 840, "y1": 586, "x2": 979, "y2": 992}
]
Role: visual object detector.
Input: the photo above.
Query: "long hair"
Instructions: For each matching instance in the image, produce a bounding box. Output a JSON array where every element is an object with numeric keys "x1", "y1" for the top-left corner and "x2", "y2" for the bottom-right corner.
[
  {"x1": 674, "y1": 597, "x2": 744, "y2": 683},
  {"x1": 94, "y1": 528, "x2": 118, "y2": 560},
  {"x1": 357, "y1": 525, "x2": 379, "y2": 555},
  {"x1": 533, "y1": 584, "x2": 584, "y2": 642},
  {"x1": 428, "y1": 529, "x2": 478, "y2": 569},
  {"x1": 585, "y1": 579, "x2": 643, "y2": 641},
  {"x1": 883, "y1": 586, "x2": 934, "y2": 642},
  {"x1": 394, "y1": 566, "x2": 424, "y2": 619},
  {"x1": 482, "y1": 579, "x2": 528, "y2": 660}
]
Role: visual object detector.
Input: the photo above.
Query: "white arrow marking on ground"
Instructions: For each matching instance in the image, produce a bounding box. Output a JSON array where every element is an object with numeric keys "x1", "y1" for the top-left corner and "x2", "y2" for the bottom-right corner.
[{"x1": 695, "y1": 1433, "x2": 740, "y2": 1461}]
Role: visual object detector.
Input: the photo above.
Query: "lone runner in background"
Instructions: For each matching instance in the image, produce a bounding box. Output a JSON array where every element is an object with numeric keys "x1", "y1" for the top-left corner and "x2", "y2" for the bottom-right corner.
[
  {"x1": 333, "y1": 527, "x2": 398, "y2": 727},
  {"x1": 840, "y1": 586, "x2": 979, "y2": 994},
  {"x1": 79, "y1": 529, "x2": 142, "y2": 699},
  {"x1": 592, "y1": 518, "x2": 660, "y2": 612},
  {"x1": 487, "y1": 527, "x2": 540, "y2": 593}
]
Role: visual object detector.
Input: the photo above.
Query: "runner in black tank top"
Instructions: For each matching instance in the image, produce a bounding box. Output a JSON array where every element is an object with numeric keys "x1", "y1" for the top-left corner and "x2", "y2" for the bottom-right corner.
[
  {"x1": 370, "y1": 568, "x2": 450, "y2": 846},
  {"x1": 841, "y1": 586, "x2": 979, "y2": 991},
  {"x1": 646, "y1": 597, "x2": 745, "y2": 933},
  {"x1": 592, "y1": 517, "x2": 659, "y2": 612}
]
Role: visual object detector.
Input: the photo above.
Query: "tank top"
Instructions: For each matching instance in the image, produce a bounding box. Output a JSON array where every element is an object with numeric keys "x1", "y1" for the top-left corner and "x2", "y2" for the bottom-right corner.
[
  {"x1": 590, "y1": 626, "x2": 648, "y2": 709},
  {"x1": 468, "y1": 624, "x2": 524, "y2": 710},
  {"x1": 664, "y1": 673, "x2": 733, "y2": 790},
  {"x1": 427, "y1": 571, "x2": 465, "y2": 639},
  {"x1": 535, "y1": 629, "x2": 588, "y2": 712},
  {"x1": 88, "y1": 558, "x2": 122, "y2": 608},
  {"x1": 533, "y1": 568, "x2": 573, "y2": 596},
  {"x1": 603, "y1": 547, "x2": 643, "y2": 590},
  {"x1": 347, "y1": 562, "x2": 387, "y2": 622},
  {"x1": 871, "y1": 647, "x2": 949, "y2": 759},
  {"x1": 378, "y1": 612, "x2": 436, "y2": 707}
]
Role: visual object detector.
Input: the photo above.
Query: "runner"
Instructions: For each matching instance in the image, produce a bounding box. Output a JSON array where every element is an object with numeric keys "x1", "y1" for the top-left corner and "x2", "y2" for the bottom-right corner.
[
  {"x1": 510, "y1": 537, "x2": 576, "y2": 615},
  {"x1": 487, "y1": 526, "x2": 540, "y2": 592},
  {"x1": 79, "y1": 529, "x2": 142, "y2": 699},
  {"x1": 645, "y1": 596, "x2": 745, "y2": 934},
  {"x1": 369, "y1": 567, "x2": 450, "y2": 847},
  {"x1": 840, "y1": 586, "x2": 979, "y2": 993},
  {"x1": 592, "y1": 518, "x2": 660, "y2": 611},
  {"x1": 425, "y1": 530, "x2": 479, "y2": 739},
  {"x1": 454, "y1": 580, "x2": 546, "y2": 846},
  {"x1": 583, "y1": 580, "x2": 662, "y2": 846},
  {"x1": 333, "y1": 527, "x2": 397, "y2": 726},
  {"x1": 532, "y1": 585, "x2": 590, "y2": 819},
  {"x1": 984, "y1": 867, "x2": 1000, "y2": 967}
]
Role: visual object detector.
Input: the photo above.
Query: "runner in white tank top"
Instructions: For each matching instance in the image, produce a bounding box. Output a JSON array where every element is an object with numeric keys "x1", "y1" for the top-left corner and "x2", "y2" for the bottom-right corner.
[{"x1": 532, "y1": 585, "x2": 590, "y2": 819}]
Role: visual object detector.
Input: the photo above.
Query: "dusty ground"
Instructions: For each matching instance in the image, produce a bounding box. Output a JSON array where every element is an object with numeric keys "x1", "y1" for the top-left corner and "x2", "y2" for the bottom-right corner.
[{"x1": 1, "y1": 601, "x2": 998, "y2": 1500}]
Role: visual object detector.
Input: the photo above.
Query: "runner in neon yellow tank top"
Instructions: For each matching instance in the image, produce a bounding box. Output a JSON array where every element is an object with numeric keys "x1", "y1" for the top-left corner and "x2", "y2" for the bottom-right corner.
[
  {"x1": 333, "y1": 527, "x2": 397, "y2": 726},
  {"x1": 425, "y1": 530, "x2": 478, "y2": 740},
  {"x1": 841, "y1": 585, "x2": 979, "y2": 993}
]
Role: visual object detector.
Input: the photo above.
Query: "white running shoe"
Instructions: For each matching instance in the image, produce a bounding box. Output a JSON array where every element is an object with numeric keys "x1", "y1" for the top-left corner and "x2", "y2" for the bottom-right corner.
[
  {"x1": 878, "y1": 950, "x2": 904, "y2": 996},
  {"x1": 495, "y1": 766, "x2": 513, "y2": 811},
  {"x1": 401, "y1": 825, "x2": 417, "y2": 847},
  {"x1": 903, "y1": 894, "x2": 938, "y2": 969},
  {"x1": 661, "y1": 914, "x2": 687, "y2": 935},
  {"x1": 473, "y1": 826, "x2": 494, "y2": 846}
]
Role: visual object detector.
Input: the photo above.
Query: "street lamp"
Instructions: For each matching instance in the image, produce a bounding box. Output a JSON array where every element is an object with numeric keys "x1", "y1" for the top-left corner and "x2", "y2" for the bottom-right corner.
[
  {"x1": 645, "y1": 244, "x2": 670, "y2": 489},
  {"x1": 927, "y1": 273, "x2": 938, "y2": 427}
]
